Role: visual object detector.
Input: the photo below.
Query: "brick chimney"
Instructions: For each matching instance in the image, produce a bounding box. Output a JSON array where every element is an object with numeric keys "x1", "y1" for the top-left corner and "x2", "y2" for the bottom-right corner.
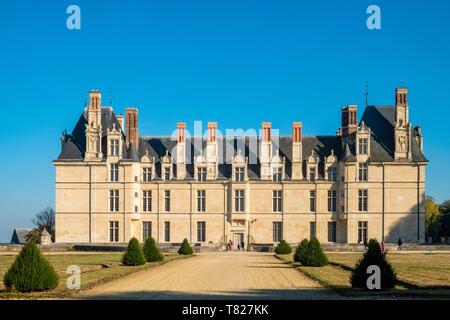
[
  {"x1": 207, "y1": 122, "x2": 217, "y2": 142},
  {"x1": 262, "y1": 122, "x2": 272, "y2": 142},
  {"x1": 176, "y1": 122, "x2": 186, "y2": 179},
  {"x1": 292, "y1": 122, "x2": 303, "y2": 180},
  {"x1": 260, "y1": 122, "x2": 272, "y2": 180},
  {"x1": 341, "y1": 105, "x2": 357, "y2": 138},
  {"x1": 126, "y1": 107, "x2": 138, "y2": 147},
  {"x1": 206, "y1": 122, "x2": 218, "y2": 179}
]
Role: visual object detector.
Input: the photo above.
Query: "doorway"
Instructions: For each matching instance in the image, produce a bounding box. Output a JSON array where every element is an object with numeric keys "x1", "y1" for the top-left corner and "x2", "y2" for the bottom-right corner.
[{"x1": 234, "y1": 233, "x2": 244, "y2": 250}]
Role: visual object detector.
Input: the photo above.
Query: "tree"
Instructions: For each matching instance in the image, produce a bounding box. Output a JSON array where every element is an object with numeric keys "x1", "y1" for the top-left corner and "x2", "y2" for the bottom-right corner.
[
  {"x1": 302, "y1": 237, "x2": 328, "y2": 267},
  {"x1": 3, "y1": 241, "x2": 59, "y2": 292},
  {"x1": 350, "y1": 239, "x2": 397, "y2": 289},
  {"x1": 32, "y1": 207, "x2": 55, "y2": 242},
  {"x1": 275, "y1": 240, "x2": 292, "y2": 254},
  {"x1": 294, "y1": 239, "x2": 309, "y2": 263},
  {"x1": 24, "y1": 228, "x2": 41, "y2": 243},
  {"x1": 143, "y1": 237, "x2": 164, "y2": 262},
  {"x1": 178, "y1": 239, "x2": 193, "y2": 255},
  {"x1": 122, "y1": 237, "x2": 146, "y2": 266},
  {"x1": 425, "y1": 196, "x2": 441, "y2": 240}
]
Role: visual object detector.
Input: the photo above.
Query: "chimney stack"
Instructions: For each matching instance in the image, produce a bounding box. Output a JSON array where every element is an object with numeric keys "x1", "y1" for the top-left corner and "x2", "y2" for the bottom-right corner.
[
  {"x1": 292, "y1": 122, "x2": 302, "y2": 143},
  {"x1": 89, "y1": 90, "x2": 101, "y2": 111},
  {"x1": 176, "y1": 122, "x2": 186, "y2": 179},
  {"x1": 341, "y1": 105, "x2": 357, "y2": 138},
  {"x1": 126, "y1": 107, "x2": 138, "y2": 147},
  {"x1": 177, "y1": 122, "x2": 186, "y2": 143},
  {"x1": 207, "y1": 122, "x2": 217, "y2": 142},
  {"x1": 292, "y1": 122, "x2": 303, "y2": 180},
  {"x1": 262, "y1": 122, "x2": 272, "y2": 142}
]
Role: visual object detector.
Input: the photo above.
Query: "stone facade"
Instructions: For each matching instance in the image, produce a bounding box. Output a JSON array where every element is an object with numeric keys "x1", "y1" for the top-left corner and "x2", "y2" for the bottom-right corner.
[{"x1": 54, "y1": 88, "x2": 427, "y2": 246}]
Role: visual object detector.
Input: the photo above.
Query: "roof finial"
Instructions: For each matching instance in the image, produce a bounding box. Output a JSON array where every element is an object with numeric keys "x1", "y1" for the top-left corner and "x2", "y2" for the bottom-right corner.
[
  {"x1": 401, "y1": 80, "x2": 405, "y2": 88},
  {"x1": 365, "y1": 81, "x2": 369, "y2": 108}
]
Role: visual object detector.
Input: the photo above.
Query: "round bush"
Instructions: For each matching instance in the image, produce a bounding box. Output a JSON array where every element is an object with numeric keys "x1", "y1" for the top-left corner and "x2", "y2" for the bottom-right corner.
[
  {"x1": 178, "y1": 239, "x2": 193, "y2": 255},
  {"x1": 302, "y1": 237, "x2": 328, "y2": 266},
  {"x1": 3, "y1": 241, "x2": 59, "y2": 292},
  {"x1": 294, "y1": 239, "x2": 309, "y2": 263},
  {"x1": 350, "y1": 239, "x2": 397, "y2": 289},
  {"x1": 143, "y1": 237, "x2": 164, "y2": 262},
  {"x1": 122, "y1": 237, "x2": 146, "y2": 266},
  {"x1": 275, "y1": 240, "x2": 292, "y2": 254}
]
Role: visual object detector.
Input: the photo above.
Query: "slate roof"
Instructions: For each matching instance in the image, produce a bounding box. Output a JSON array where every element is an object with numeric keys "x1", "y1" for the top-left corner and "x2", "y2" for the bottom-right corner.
[
  {"x1": 56, "y1": 105, "x2": 428, "y2": 179},
  {"x1": 10, "y1": 229, "x2": 32, "y2": 244}
]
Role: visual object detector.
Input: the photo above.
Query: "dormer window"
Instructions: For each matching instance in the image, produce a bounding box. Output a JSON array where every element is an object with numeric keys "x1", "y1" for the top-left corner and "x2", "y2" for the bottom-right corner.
[
  {"x1": 197, "y1": 167, "x2": 207, "y2": 181},
  {"x1": 272, "y1": 167, "x2": 282, "y2": 182},
  {"x1": 164, "y1": 167, "x2": 170, "y2": 181},
  {"x1": 235, "y1": 167, "x2": 245, "y2": 182},
  {"x1": 358, "y1": 138, "x2": 368, "y2": 155},
  {"x1": 309, "y1": 167, "x2": 316, "y2": 181},
  {"x1": 110, "y1": 139, "x2": 119, "y2": 156}
]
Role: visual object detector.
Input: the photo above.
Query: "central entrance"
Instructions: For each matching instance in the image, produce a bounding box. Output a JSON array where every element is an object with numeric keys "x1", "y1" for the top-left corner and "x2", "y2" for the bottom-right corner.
[{"x1": 234, "y1": 232, "x2": 244, "y2": 250}]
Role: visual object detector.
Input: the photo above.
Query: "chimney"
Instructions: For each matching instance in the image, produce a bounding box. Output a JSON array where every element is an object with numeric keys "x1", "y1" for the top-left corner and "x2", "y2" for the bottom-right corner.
[
  {"x1": 89, "y1": 90, "x2": 101, "y2": 111},
  {"x1": 126, "y1": 107, "x2": 138, "y2": 147},
  {"x1": 206, "y1": 122, "x2": 218, "y2": 180},
  {"x1": 116, "y1": 115, "x2": 124, "y2": 131},
  {"x1": 292, "y1": 122, "x2": 303, "y2": 180},
  {"x1": 341, "y1": 105, "x2": 357, "y2": 138},
  {"x1": 207, "y1": 122, "x2": 217, "y2": 142},
  {"x1": 177, "y1": 122, "x2": 186, "y2": 143},
  {"x1": 396, "y1": 87, "x2": 408, "y2": 106},
  {"x1": 176, "y1": 122, "x2": 186, "y2": 179},
  {"x1": 260, "y1": 122, "x2": 272, "y2": 180},
  {"x1": 262, "y1": 122, "x2": 272, "y2": 142}
]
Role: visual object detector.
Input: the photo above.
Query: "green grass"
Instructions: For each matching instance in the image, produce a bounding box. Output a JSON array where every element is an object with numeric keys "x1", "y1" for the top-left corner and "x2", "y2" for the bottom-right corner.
[
  {"x1": 276, "y1": 252, "x2": 450, "y2": 298},
  {"x1": 0, "y1": 252, "x2": 192, "y2": 299}
]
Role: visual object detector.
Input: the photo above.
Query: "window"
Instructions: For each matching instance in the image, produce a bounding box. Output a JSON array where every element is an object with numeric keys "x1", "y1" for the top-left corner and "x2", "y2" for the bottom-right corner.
[
  {"x1": 328, "y1": 221, "x2": 337, "y2": 242},
  {"x1": 358, "y1": 138, "x2": 368, "y2": 155},
  {"x1": 327, "y1": 190, "x2": 337, "y2": 212},
  {"x1": 235, "y1": 167, "x2": 245, "y2": 182},
  {"x1": 309, "y1": 190, "x2": 316, "y2": 212},
  {"x1": 309, "y1": 221, "x2": 316, "y2": 239},
  {"x1": 164, "y1": 221, "x2": 170, "y2": 242},
  {"x1": 110, "y1": 163, "x2": 119, "y2": 182},
  {"x1": 197, "y1": 167, "x2": 207, "y2": 181},
  {"x1": 272, "y1": 190, "x2": 282, "y2": 212},
  {"x1": 234, "y1": 190, "x2": 245, "y2": 212},
  {"x1": 309, "y1": 167, "x2": 315, "y2": 181},
  {"x1": 327, "y1": 167, "x2": 337, "y2": 182},
  {"x1": 358, "y1": 221, "x2": 368, "y2": 243},
  {"x1": 109, "y1": 190, "x2": 119, "y2": 212},
  {"x1": 164, "y1": 167, "x2": 170, "y2": 181},
  {"x1": 358, "y1": 189, "x2": 368, "y2": 212},
  {"x1": 272, "y1": 167, "x2": 282, "y2": 182},
  {"x1": 164, "y1": 191, "x2": 170, "y2": 212},
  {"x1": 358, "y1": 163, "x2": 368, "y2": 181},
  {"x1": 110, "y1": 139, "x2": 119, "y2": 156},
  {"x1": 273, "y1": 222, "x2": 282, "y2": 242},
  {"x1": 143, "y1": 221, "x2": 151, "y2": 240},
  {"x1": 197, "y1": 221, "x2": 206, "y2": 242},
  {"x1": 109, "y1": 221, "x2": 119, "y2": 242},
  {"x1": 143, "y1": 167, "x2": 152, "y2": 182},
  {"x1": 143, "y1": 190, "x2": 151, "y2": 212},
  {"x1": 197, "y1": 190, "x2": 206, "y2": 212},
  {"x1": 135, "y1": 205, "x2": 138, "y2": 213}
]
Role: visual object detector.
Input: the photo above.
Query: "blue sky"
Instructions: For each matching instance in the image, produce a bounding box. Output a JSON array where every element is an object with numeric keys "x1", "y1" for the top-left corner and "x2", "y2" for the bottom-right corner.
[{"x1": 0, "y1": 0, "x2": 449, "y2": 242}]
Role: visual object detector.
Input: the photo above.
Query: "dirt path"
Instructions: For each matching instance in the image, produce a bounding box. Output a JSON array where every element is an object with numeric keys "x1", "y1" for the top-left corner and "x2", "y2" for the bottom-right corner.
[{"x1": 80, "y1": 252, "x2": 339, "y2": 299}]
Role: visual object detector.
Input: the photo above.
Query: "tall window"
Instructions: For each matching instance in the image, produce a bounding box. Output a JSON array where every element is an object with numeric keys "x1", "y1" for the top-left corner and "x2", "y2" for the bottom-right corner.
[
  {"x1": 164, "y1": 167, "x2": 170, "y2": 181},
  {"x1": 327, "y1": 221, "x2": 337, "y2": 242},
  {"x1": 327, "y1": 190, "x2": 337, "y2": 212},
  {"x1": 109, "y1": 190, "x2": 119, "y2": 212},
  {"x1": 309, "y1": 167, "x2": 316, "y2": 181},
  {"x1": 309, "y1": 190, "x2": 316, "y2": 212},
  {"x1": 197, "y1": 167, "x2": 207, "y2": 181},
  {"x1": 110, "y1": 139, "x2": 119, "y2": 156},
  {"x1": 272, "y1": 167, "x2": 282, "y2": 182},
  {"x1": 143, "y1": 167, "x2": 152, "y2": 182},
  {"x1": 358, "y1": 138, "x2": 368, "y2": 155},
  {"x1": 197, "y1": 190, "x2": 206, "y2": 212},
  {"x1": 309, "y1": 221, "x2": 316, "y2": 239},
  {"x1": 143, "y1": 190, "x2": 151, "y2": 212},
  {"x1": 358, "y1": 221, "x2": 368, "y2": 243},
  {"x1": 327, "y1": 167, "x2": 337, "y2": 182},
  {"x1": 358, "y1": 189, "x2": 368, "y2": 212},
  {"x1": 234, "y1": 190, "x2": 245, "y2": 212},
  {"x1": 235, "y1": 167, "x2": 245, "y2": 182},
  {"x1": 109, "y1": 221, "x2": 119, "y2": 242},
  {"x1": 272, "y1": 190, "x2": 282, "y2": 212},
  {"x1": 110, "y1": 163, "x2": 119, "y2": 182},
  {"x1": 273, "y1": 222, "x2": 282, "y2": 242},
  {"x1": 197, "y1": 221, "x2": 206, "y2": 242},
  {"x1": 143, "y1": 221, "x2": 151, "y2": 240},
  {"x1": 164, "y1": 221, "x2": 170, "y2": 242},
  {"x1": 164, "y1": 190, "x2": 170, "y2": 212},
  {"x1": 358, "y1": 163, "x2": 368, "y2": 181}
]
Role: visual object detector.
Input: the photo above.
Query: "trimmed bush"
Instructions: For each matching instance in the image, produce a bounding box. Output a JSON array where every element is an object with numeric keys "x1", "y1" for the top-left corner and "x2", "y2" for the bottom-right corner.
[
  {"x1": 350, "y1": 238, "x2": 397, "y2": 289},
  {"x1": 275, "y1": 240, "x2": 292, "y2": 254},
  {"x1": 3, "y1": 241, "x2": 59, "y2": 292},
  {"x1": 294, "y1": 239, "x2": 309, "y2": 263},
  {"x1": 122, "y1": 237, "x2": 146, "y2": 266},
  {"x1": 178, "y1": 239, "x2": 193, "y2": 255},
  {"x1": 143, "y1": 237, "x2": 164, "y2": 262},
  {"x1": 302, "y1": 237, "x2": 328, "y2": 266}
]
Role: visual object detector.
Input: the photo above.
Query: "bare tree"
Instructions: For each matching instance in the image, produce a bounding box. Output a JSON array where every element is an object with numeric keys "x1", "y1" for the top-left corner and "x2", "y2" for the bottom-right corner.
[{"x1": 32, "y1": 207, "x2": 55, "y2": 241}]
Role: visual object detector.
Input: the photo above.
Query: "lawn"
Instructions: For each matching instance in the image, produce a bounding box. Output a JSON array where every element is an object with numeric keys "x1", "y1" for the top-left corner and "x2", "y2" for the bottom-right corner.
[
  {"x1": 0, "y1": 252, "x2": 191, "y2": 299},
  {"x1": 276, "y1": 251, "x2": 450, "y2": 298}
]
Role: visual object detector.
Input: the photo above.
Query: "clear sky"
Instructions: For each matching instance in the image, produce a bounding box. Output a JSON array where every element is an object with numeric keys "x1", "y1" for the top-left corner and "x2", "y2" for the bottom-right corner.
[{"x1": 0, "y1": 0, "x2": 449, "y2": 242}]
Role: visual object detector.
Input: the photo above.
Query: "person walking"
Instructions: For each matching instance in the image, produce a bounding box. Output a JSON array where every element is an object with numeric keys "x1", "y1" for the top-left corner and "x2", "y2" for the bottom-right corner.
[
  {"x1": 241, "y1": 241, "x2": 245, "y2": 251},
  {"x1": 381, "y1": 241, "x2": 385, "y2": 252},
  {"x1": 397, "y1": 237, "x2": 403, "y2": 251}
]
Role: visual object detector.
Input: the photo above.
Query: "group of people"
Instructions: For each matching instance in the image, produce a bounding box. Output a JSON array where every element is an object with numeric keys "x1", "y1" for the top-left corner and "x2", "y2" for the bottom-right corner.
[
  {"x1": 227, "y1": 240, "x2": 245, "y2": 251},
  {"x1": 362, "y1": 237, "x2": 404, "y2": 251}
]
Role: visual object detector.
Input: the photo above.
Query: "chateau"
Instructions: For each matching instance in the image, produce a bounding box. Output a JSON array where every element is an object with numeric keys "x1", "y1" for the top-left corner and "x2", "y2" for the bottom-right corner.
[{"x1": 54, "y1": 88, "x2": 427, "y2": 246}]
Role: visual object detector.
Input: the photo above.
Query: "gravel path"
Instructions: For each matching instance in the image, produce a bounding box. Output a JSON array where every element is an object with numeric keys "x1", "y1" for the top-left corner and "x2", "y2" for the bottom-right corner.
[{"x1": 80, "y1": 252, "x2": 339, "y2": 300}]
